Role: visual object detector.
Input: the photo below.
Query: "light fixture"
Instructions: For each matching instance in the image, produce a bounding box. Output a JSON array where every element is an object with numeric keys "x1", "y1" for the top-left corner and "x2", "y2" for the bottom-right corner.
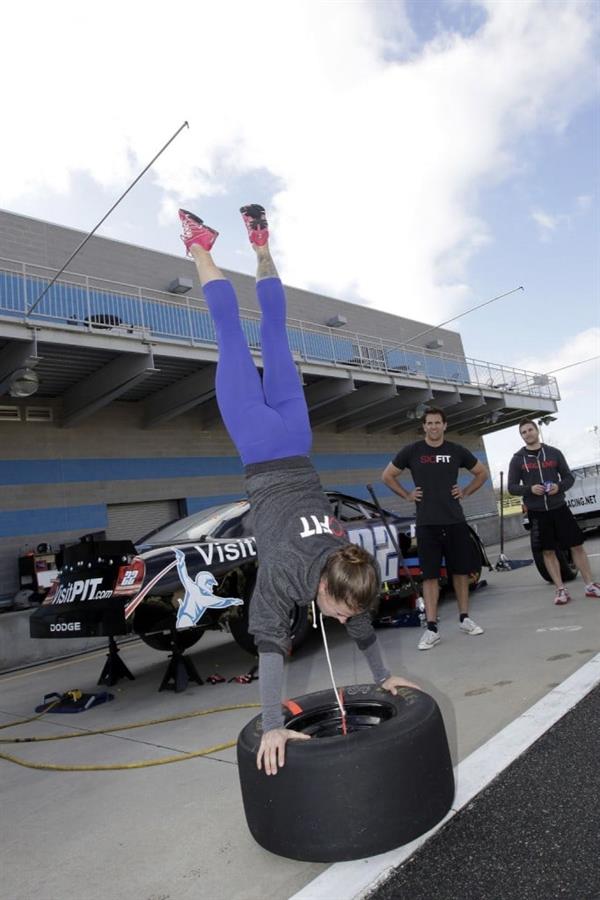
[
  {"x1": 9, "y1": 368, "x2": 39, "y2": 398},
  {"x1": 168, "y1": 277, "x2": 193, "y2": 295},
  {"x1": 415, "y1": 402, "x2": 429, "y2": 418},
  {"x1": 326, "y1": 314, "x2": 348, "y2": 328},
  {"x1": 425, "y1": 338, "x2": 444, "y2": 350},
  {"x1": 488, "y1": 410, "x2": 501, "y2": 425},
  {"x1": 538, "y1": 415, "x2": 557, "y2": 426}
]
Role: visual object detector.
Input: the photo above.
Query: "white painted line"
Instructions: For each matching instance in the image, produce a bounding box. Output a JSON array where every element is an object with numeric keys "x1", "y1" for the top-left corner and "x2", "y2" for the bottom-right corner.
[
  {"x1": 289, "y1": 653, "x2": 600, "y2": 900},
  {"x1": 536, "y1": 625, "x2": 582, "y2": 632}
]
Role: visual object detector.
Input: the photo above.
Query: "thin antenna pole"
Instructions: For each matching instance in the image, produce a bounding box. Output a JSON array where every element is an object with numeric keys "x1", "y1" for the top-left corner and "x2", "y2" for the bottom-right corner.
[
  {"x1": 499, "y1": 470, "x2": 505, "y2": 556},
  {"x1": 543, "y1": 355, "x2": 600, "y2": 376},
  {"x1": 403, "y1": 285, "x2": 524, "y2": 347},
  {"x1": 28, "y1": 121, "x2": 190, "y2": 315}
]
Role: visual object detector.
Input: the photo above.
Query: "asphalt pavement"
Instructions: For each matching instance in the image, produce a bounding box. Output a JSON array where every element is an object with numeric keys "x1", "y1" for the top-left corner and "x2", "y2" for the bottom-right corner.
[
  {"x1": 1, "y1": 532, "x2": 599, "y2": 900},
  {"x1": 368, "y1": 683, "x2": 600, "y2": 900}
]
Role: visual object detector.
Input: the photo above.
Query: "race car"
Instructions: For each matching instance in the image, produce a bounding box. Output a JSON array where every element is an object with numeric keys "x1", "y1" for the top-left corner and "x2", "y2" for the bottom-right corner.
[{"x1": 30, "y1": 491, "x2": 489, "y2": 662}]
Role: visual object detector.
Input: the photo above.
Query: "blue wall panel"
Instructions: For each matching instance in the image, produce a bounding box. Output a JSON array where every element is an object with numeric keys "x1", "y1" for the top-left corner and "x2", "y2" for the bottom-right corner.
[{"x1": 0, "y1": 504, "x2": 107, "y2": 539}]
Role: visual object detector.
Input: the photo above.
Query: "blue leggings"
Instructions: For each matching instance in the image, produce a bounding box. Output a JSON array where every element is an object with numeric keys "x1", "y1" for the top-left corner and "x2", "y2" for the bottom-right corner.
[{"x1": 203, "y1": 276, "x2": 311, "y2": 465}]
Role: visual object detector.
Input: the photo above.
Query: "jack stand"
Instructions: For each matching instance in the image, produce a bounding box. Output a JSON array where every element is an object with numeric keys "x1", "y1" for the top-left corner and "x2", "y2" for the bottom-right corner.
[
  {"x1": 97, "y1": 636, "x2": 135, "y2": 686},
  {"x1": 159, "y1": 649, "x2": 203, "y2": 693},
  {"x1": 495, "y1": 554, "x2": 513, "y2": 572}
]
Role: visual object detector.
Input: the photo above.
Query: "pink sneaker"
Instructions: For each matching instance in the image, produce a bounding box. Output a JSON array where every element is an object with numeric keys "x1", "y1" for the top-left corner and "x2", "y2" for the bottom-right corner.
[
  {"x1": 240, "y1": 204, "x2": 269, "y2": 246},
  {"x1": 178, "y1": 209, "x2": 219, "y2": 254},
  {"x1": 554, "y1": 588, "x2": 571, "y2": 605},
  {"x1": 585, "y1": 582, "x2": 600, "y2": 598}
]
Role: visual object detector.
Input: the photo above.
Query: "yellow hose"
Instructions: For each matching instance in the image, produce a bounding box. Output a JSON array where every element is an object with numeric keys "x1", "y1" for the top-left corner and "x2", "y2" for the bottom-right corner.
[{"x1": 0, "y1": 702, "x2": 260, "y2": 772}]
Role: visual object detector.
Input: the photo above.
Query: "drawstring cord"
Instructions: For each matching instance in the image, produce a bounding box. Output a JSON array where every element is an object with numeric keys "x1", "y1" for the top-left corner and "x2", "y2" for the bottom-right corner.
[{"x1": 319, "y1": 612, "x2": 348, "y2": 735}]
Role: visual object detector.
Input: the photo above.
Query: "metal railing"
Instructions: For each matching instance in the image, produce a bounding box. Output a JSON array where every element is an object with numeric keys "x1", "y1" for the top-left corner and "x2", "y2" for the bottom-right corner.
[{"x1": 0, "y1": 256, "x2": 559, "y2": 401}]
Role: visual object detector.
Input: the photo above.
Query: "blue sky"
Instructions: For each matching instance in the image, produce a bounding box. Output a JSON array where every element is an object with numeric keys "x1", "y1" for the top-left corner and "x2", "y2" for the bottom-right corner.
[
  {"x1": 0, "y1": 0, "x2": 598, "y2": 481},
  {"x1": 461, "y1": 100, "x2": 599, "y2": 361}
]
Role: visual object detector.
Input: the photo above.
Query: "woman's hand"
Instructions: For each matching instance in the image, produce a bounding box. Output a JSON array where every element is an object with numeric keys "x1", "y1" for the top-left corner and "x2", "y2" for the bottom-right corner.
[
  {"x1": 257, "y1": 728, "x2": 311, "y2": 775},
  {"x1": 380, "y1": 675, "x2": 420, "y2": 695}
]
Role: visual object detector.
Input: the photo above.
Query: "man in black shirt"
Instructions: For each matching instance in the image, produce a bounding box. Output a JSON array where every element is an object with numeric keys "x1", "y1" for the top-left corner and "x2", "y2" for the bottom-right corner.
[{"x1": 382, "y1": 408, "x2": 488, "y2": 650}]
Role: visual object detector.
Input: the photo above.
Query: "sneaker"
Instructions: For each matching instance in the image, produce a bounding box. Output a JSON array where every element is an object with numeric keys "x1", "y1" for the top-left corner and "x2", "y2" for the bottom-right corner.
[
  {"x1": 240, "y1": 204, "x2": 269, "y2": 246},
  {"x1": 418, "y1": 629, "x2": 440, "y2": 651},
  {"x1": 585, "y1": 582, "x2": 600, "y2": 597},
  {"x1": 178, "y1": 209, "x2": 219, "y2": 254},
  {"x1": 554, "y1": 588, "x2": 571, "y2": 605},
  {"x1": 459, "y1": 616, "x2": 484, "y2": 636}
]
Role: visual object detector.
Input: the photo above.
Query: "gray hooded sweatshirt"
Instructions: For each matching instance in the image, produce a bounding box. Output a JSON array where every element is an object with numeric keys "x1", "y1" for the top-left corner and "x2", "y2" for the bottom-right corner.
[
  {"x1": 245, "y1": 456, "x2": 390, "y2": 731},
  {"x1": 507, "y1": 444, "x2": 574, "y2": 513}
]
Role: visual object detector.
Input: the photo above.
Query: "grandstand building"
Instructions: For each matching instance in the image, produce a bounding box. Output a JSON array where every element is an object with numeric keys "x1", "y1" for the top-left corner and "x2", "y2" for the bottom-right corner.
[{"x1": 0, "y1": 209, "x2": 559, "y2": 601}]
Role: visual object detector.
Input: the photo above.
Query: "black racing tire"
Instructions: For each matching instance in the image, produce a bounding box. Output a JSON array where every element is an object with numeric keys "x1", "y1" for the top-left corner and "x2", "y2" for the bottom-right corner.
[
  {"x1": 532, "y1": 548, "x2": 577, "y2": 584},
  {"x1": 237, "y1": 684, "x2": 454, "y2": 862},
  {"x1": 140, "y1": 628, "x2": 204, "y2": 653},
  {"x1": 229, "y1": 572, "x2": 313, "y2": 656}
]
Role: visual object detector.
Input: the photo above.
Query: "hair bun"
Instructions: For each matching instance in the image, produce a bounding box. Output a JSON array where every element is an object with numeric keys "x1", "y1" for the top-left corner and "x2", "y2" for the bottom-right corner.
[{"x1": 342, "y1": 544, "x2": 369, "y2": 564}]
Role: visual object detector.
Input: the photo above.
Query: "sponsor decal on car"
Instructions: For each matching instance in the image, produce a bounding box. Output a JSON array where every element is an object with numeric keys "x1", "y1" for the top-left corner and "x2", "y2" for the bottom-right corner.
[
  {"x1": 567, "y1": 494, "x2": 597, "y2": 509},
  {"x1": 193, "y1": 538, "x2": 256, "y2": 565},
  {"x1": 172, "y1": 548, "x2": 243, "y2": 629},
  {"x1": 113, "y1": 559, "x2": 146, "y2": 596},
  {"x1": 52, "y1": 579, "x2": 113, "y2": 604},
  {"x1": 347, "y1": 524, "x2": 401, "y2": 582},
  {"x1": 123, "y1": 538, "x2": 256, "y2": 621}
]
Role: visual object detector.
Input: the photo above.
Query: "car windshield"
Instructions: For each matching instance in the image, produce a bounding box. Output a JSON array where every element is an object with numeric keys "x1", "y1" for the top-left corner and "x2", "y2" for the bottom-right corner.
[{"x1": 137, "y1": 501, "x2": 250, "y2": 545}]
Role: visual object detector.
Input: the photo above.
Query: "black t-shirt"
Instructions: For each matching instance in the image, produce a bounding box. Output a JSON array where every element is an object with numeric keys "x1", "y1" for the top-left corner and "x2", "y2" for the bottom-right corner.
[{"x1": 392, "y1": 440, "x2": 478, "y2": 526}]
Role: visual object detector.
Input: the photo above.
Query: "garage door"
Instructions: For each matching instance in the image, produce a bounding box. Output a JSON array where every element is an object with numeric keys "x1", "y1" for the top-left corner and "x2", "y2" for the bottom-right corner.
[{"x1": 106, "y1": 499, "x2": 182, "y2": 542}]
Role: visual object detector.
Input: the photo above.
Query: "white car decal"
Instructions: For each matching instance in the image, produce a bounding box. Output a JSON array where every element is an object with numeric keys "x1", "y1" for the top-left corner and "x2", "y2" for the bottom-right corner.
[
  {"x1": 347, "y1": 524, "x2": 400, "y2": 583},
  {"x1": 173, "y1": 548, "x2": 243, "y2": 630}
]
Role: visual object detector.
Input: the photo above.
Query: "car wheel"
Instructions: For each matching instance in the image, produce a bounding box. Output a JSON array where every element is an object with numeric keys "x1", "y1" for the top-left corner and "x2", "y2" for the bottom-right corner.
[
  {"x1": 229, "y1": 571, "x2": 313, "y2": 656},
  {"x1": 532, "y1": 548, "x2": 577, "y2": 584},
  {"x1": 237, "y1": 684, "x2": 454, "y2": 862}
]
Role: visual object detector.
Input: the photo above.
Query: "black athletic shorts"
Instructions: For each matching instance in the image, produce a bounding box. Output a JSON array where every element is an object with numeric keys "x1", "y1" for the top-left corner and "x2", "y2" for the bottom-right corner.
[
  {"x1": 529, "y1": 505, "x2": 584, "y2": 551},
  {"x1": 416, "y1": 522, "x2": 477, "y2": 580}
]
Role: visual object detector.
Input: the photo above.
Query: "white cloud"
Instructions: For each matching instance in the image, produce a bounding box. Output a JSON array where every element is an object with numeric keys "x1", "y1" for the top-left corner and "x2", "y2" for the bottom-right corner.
[
  {"x1": 516, "y1": 327, "x2": 600, "y2": 395},
  {"x1": 576, "y1": 194, "x2": 593, "y2": 211},
  {"x1": 0, "y1": 0, "x2": 597, "y2": 322},
  {"x1": 531, "y1": 209, "x2": 567, "y2": 240},
  {"x1": 483, "y1": 327, "x2": 600, "y2": 483},
  {"x1": 531, "y1": 192, "x2": 593, "y2": 240}
]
